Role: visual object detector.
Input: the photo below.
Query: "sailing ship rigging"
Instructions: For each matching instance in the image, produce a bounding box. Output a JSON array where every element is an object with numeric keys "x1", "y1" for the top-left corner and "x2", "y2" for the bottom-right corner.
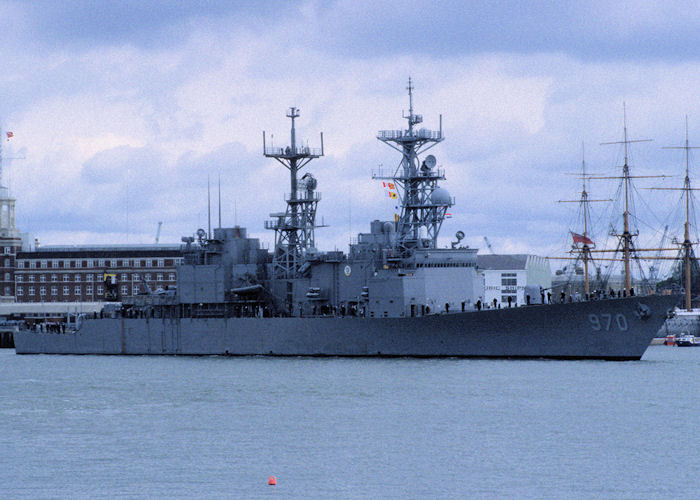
[{"x1": 555, "y1": 110, "x2": 698, "y2": 306}]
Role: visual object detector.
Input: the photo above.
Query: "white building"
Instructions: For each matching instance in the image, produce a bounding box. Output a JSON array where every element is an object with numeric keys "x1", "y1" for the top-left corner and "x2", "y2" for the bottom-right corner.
[{"x1": 477, "y1": 254, "x2": 552, "y2": 307}]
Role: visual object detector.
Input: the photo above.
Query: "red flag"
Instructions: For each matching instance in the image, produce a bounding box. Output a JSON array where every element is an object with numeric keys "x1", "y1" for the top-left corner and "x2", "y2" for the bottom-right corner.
[
  {"x1": 571, "y1": 232, "x2": 594, "y2": 246},
  {"x1": 5, "y1": 131, "x2": 13, "y2": 139}
]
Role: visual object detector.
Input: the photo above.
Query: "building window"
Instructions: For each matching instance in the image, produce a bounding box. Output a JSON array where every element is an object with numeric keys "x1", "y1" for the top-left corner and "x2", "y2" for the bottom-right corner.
[
  {"x1": 4, "y1": 247, "x2": 9, "y2": 254},
  {"x1": 62, "y1": 286, "x2": 69, "y2": 295},
  {"x1": 51, "y1": 286, "x2": 58, "y2": 295},
  {"x1": 17, "y1": 261, "x2": 24, "y2": 268},
  {"x1": 132, "y1": 273, "x2": 139, "y2": 280},
  {"x1": 75, "y1": 274, "x2": 81, "y2": 282},
  {"x1": 157, "y1": 273, "x2": 163, "y2": 281},
  {"x1": 97, "y1": 274, "x2": 103, "y2": 282},
  {"x1": 169, "y1": 273, "x2": 175, "y2": 281},
  {"x1": 40, "y1": 286, "x2": 46, "y2": 296},
  {"x1": 4, "y1": 286, "x2": 10, "y2": 295},
  {"x1": 29, "y1": 286, "x2": 35, "y2": 296},
  {"x1": 51, "y1": 274, "x2": 58, "y2": 282},
  {"x1": 29, "y1": 275, "x2": 36, "y2": 282},
  {"x1": 110, "y1": 259, "x2": 116, "y2": 267},
  {"x1": 16, "y1": 275, "x2": 22, "y2": 282},
  {"x1": 74, "y1": 286, "x2": 81, "y2": 295},
  {"x1": 157, "y1": 259, "x2": 164, "y2": 267},
  {"x1": 98, "y1": 259, "x2": 105, "y2": 267},
  {"x1": 63, "y1": 274, "x2": 70, "y2": 282},
  {"x1": 41, "y1": 260, "x2": 47, "y2": 268},
  {"x1": 52, "y1": 259, "x2": 59, "y2": 268},
  {"x1": 30, "y1": 261, "x2": 36, "y2": 269},
  {"x1": 121, "y1": 285, "x2": 129, "y2": 296},
  {"x1": 17, "y1": 286, "x2": 23, "y2": 296},
  {"x1": 132, "y1": 285, "x2": 139, "y2": 295},
  {"x1": 4, "y1": 258, "x2": 9, "y2": 266},
  {"x1": 97, "y1": 285, "x2": 104, "y2": 295},
  {"x1": 76, "y1": 260, "x2": 82, "y2": 268},
  {"x1": 86, "y1": 274, "x2": 93, "y2": 282},
  {"x1": 134, "y1": 260, "x2": 140, "y2": 267},
  {"x1": 86, "y1": 260, "x2": 93, "y2": 268},
  {"x1": 145, "y1": 274, "x2": 151, "y2": 281},
  {"x1": 4, "y1": 272, "x2": 10, "y2": 280},
  {"x1": 86, "y1": 285, "x2": 93, "y2": 294},
  {"x1": 38, "y1": 275, "x2": 44, "y2": 282},
  {"x1": 501, "y1": 278, "x2": 517, "y2": 286},
  {"x1": 121, "y1": 273, "x2": 128, "y2": 281}
]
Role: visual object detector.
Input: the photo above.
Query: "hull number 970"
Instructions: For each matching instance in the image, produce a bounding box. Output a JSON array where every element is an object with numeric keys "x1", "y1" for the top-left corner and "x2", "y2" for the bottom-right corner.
[{"x1": 588, "y1": 313, "x2": 628, "y2": 331}]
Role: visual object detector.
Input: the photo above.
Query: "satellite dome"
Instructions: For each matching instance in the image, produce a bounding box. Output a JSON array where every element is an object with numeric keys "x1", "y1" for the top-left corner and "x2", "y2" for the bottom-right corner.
[{"x1": 431, "y1": 187, "x2": 451, "y2": 206}]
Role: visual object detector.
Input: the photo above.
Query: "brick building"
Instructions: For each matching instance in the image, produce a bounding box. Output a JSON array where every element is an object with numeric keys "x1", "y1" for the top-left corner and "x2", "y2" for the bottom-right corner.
[{"x1": 14, "y1": 245, "x2": 183, "y2": 303}]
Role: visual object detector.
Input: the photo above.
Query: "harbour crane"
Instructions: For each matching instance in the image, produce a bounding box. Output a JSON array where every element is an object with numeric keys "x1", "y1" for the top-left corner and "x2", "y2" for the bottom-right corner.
[
  {"x1": 648, "y1": 224, "x2": 669, "y2": 283},
  {"x1": 155, "y1": 221, "x2": 163, "y2": 244},
  {"x1": 483, "y1": 236, "x2": 495, "y2": 255}
]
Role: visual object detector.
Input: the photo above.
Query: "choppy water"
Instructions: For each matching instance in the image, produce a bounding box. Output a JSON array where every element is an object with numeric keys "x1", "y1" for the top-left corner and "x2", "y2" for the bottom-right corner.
[{"x1": 1, "y1": 347, "x2": 699, "y2": 499}]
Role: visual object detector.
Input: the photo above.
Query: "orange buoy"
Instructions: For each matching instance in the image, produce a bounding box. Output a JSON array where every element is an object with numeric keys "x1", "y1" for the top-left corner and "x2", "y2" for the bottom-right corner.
[{"x1": 268, "y1": 476, "x2": 277, "y2": 486}]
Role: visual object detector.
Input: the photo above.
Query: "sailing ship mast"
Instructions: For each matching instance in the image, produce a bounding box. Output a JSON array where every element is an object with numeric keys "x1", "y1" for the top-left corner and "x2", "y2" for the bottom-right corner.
[
  {"x1": 659, "y1": 117, "x2": 699, "y2": 311},
  {"x1": 590, "y1": 104, "x2": 666, "y2": 295},
  {"x1": 557, "y1": 145, "x2": 610, "y2": 296}
]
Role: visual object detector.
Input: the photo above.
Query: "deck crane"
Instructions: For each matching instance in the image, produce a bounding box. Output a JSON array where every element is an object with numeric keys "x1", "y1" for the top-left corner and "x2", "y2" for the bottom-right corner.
[{"x1": 483, "y1": 236, "x2": 495, "y2": 255}]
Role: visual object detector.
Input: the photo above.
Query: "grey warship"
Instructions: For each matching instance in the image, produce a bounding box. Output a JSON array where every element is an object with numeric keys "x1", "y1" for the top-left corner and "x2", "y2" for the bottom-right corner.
[{"x1": 14, "y1": 82, "x2": 678, "y2": 359}]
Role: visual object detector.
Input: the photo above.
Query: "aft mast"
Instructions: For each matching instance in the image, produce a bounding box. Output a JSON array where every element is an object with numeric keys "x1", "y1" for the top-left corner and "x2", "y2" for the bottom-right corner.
[
  {"x1": 373, "y1": 78, "x2": 450, "y2": 257},
  {"x1": 263, "y1": 109, "x2": 325, "y2": 279}
]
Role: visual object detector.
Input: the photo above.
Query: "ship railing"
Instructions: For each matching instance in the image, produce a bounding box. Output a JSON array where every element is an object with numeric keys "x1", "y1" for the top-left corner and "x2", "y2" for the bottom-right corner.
[
  {"x1": 377, "y1": 129, "x2": 443, "y2": 141},
  {"x1": 285, "y1": 191, "x2": 322, "y2": 203},
  {"x1": 265, "y1": 220, "x2": 305, "y2": 231},
  {"x1": 371, "y1": 167, "x2": 398, "y2": 180},
  {"x1": 264, "y1": 146, "x2": 323, "y2": 157},
  {"x1": 371, "y1": 167, "x2": 446, "y2": 180}
]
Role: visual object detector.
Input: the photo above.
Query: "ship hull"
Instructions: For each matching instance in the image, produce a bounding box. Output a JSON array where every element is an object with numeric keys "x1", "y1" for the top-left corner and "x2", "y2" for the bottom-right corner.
[{"x1": 14, "y1": 296, "x2": 678, "y2": 360}]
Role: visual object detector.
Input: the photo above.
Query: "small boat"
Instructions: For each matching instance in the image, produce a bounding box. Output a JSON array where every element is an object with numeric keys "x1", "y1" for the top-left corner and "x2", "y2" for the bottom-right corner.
[{"x1": 675, "y1": 334, "x2": 700, "y2": 346}]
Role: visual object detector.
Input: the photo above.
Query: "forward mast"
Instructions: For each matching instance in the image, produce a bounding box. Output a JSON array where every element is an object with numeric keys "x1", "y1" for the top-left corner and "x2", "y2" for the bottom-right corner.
[{"x1": 373, "y1": 78, "x2": 451, "y2": 257}]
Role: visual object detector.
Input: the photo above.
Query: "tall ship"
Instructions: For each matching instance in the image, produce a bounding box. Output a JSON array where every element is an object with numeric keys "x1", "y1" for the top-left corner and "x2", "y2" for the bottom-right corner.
[{"x1": 14, "y1": 82, "x2": 678, "y2": 359}]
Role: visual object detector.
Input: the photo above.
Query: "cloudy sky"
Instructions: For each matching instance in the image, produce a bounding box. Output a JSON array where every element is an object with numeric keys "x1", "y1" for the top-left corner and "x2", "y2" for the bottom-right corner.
[{"x1": 1, "y1": 1, "x2": 698, "y2": 273}]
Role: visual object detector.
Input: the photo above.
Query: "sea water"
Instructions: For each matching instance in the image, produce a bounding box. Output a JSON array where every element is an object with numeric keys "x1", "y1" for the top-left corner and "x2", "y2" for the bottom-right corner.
[{"x1": 1, "y1": 347, "x2": 699, "y2": 499}]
